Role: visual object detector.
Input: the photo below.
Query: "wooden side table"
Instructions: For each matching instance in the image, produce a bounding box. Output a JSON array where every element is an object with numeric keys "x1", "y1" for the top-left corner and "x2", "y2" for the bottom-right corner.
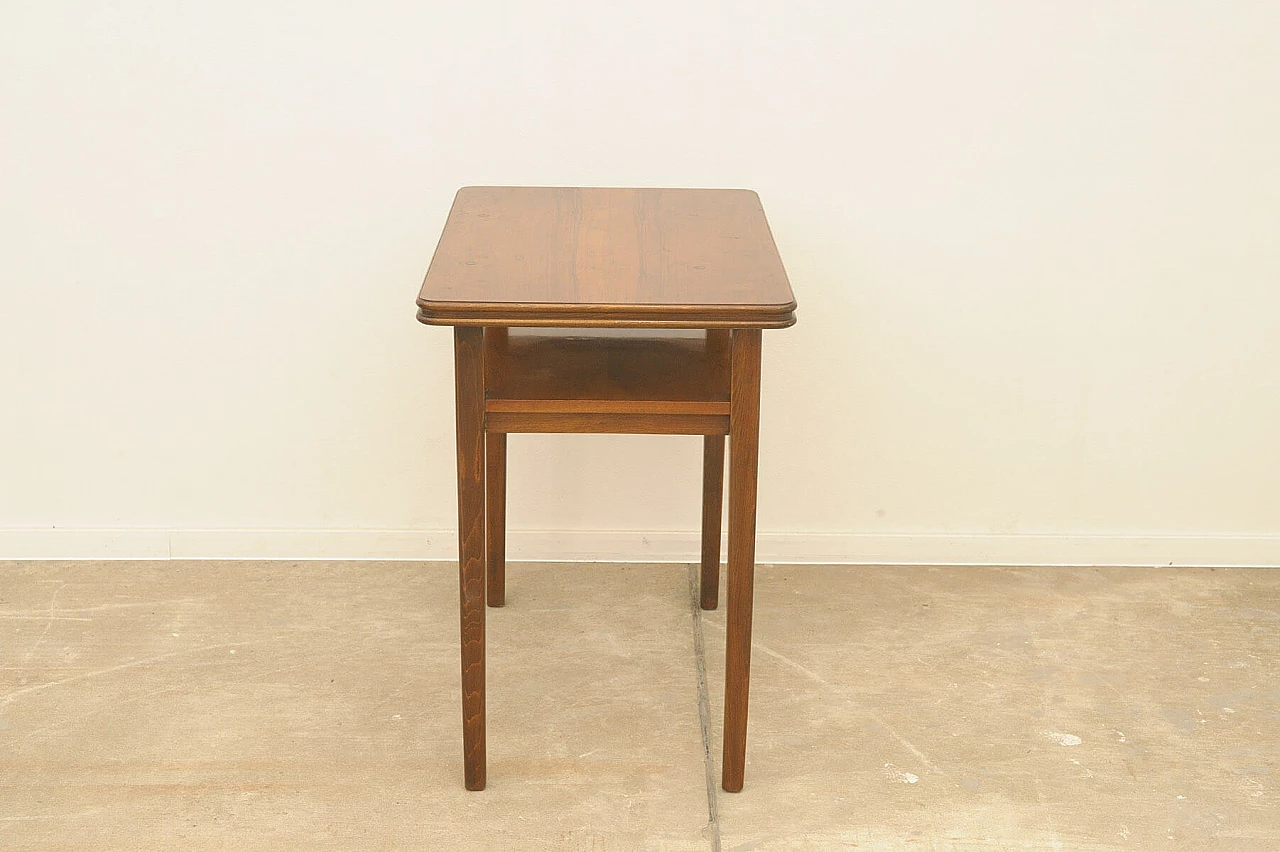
[{"x1": 416, "y1": 186, "x2": 796, "y2": 792}]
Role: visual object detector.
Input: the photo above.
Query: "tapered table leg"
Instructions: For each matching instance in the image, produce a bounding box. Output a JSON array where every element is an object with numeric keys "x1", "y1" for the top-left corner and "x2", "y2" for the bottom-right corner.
[
  {"x1": 722, "y1": 328, "x2": 761, "y2": 793},
  {"x1": 454, "y1": 326, "x2": 487, "y2": 790},
  {"x1": 700, "y1": 434, "x2": 725, "y2": 610},
  {"x1": 486, "y1": 432, "x2": 507, "y2": 607}
]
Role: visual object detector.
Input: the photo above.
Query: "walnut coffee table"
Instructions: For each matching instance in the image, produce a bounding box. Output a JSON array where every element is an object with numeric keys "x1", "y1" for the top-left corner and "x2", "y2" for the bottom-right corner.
[{"x1": 416, "y1": 186, "x2": 796, "y2": 791}]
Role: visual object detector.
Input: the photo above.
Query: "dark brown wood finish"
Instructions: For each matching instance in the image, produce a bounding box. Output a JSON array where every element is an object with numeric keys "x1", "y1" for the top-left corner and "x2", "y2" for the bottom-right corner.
[
  {"x1": 487, "y1": 399, "x2": 726, "y2": 415},
  {"x1": 486, "y1": 411, "x2": 728, "y2": 435},
  {"x1": 418, "y1": 188, "x2": 796, "y2": 329},
  {"x1": 700, "y1": 434, "x2": 725, "y2": 611},
  {"x1": 483, "y1": 328, "x2": 509, "y2": 609},
  {"x1": 429, "y1": 187, "x2": 792, "y2": 792},
  {"x1": 483, "y1": 326, "x2": 510, "y2": 384},
  {"x1": 453, "y1": 327, "x2": 487, "y2": 791},
  {"x1": 722, "y1": 328, "x2": 762, "y2": 793},
  {"x1": 485, "y1": 432, "x2": 506, "y2": 608},
  {"x1": 700, "y1": 328, "x2": 730, "y2": 610},
  {"x1": 485, "y1": 335, "x2": 729, "y2": 413}
]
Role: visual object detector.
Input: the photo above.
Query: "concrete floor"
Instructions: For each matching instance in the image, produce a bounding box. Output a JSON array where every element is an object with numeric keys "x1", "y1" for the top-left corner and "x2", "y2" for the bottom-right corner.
[{"x1": 0, "y1": 562, "x2": 1276, "y2": 850}]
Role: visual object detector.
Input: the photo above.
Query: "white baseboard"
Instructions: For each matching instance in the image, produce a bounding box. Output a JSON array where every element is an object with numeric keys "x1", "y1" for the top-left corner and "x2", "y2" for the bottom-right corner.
[{"x1": 0, "y1": 528, "x2": 1277, "y2": 566}]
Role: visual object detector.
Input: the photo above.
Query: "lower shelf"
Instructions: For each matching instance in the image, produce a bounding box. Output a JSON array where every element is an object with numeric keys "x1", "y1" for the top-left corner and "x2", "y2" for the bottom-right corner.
[{"x1": 484, "y1": 333, "x2": 731, "y2": 422}]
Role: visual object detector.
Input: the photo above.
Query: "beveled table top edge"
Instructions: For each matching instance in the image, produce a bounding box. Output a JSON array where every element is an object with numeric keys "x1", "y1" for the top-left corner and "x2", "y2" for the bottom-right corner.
[{"x1": 415, "y1": 299, "x2": 797, "y2": 329}]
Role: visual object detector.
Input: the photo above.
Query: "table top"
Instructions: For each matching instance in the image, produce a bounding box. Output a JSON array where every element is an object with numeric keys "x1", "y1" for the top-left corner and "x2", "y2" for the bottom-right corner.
[{"x1": 416, "y1": 187, "x2": 796, "y2": 328}]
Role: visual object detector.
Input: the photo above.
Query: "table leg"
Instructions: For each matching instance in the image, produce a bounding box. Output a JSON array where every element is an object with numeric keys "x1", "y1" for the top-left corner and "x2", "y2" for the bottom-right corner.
[
  {"x1": 722, "y1": 328, "x2": 761, "y2": 793},
  {"x1": 700, "y1": 434, "x2": 725, "y2": 610},
  {"x1": 486, "y1": 432, "x2": 507, "y2": 607},
  {"x1": 454, "y1": 326, "x2": 487, "y2": 790}
]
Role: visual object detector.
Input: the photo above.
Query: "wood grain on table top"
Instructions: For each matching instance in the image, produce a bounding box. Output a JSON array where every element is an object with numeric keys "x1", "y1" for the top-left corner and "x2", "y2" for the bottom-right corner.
[{"x1": 417, "y1": 187, "x2": 796, "y2": 328}]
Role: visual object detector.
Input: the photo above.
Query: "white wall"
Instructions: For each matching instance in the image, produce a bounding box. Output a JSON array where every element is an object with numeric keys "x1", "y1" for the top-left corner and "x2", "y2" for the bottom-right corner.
[{"x1": 3, "y1": 1, "x2": 1278, "y2": 564}]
